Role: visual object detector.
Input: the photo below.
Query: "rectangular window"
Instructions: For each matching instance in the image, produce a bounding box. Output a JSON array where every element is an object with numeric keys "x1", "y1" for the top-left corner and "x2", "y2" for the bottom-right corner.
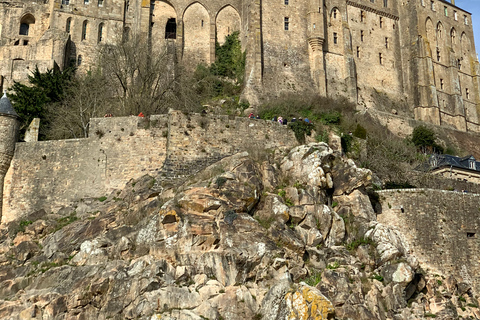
[
  {"x1": 458, "y1": 59, "x2": 461, "y2": 69},
  {"x1": 98, "y1": 0, "x2": 103, "y2": 6},
  {"x1": 421, "y1": 0, "x2": 425, "y2": 6},
  {"x1": 284, "y1": 17, "x2": 289, "y2": 31},
  {"x1": 379, "y1": 53, "x2": 383, "y2": 65},
  {"x1": 431, "y1": 0, "x2": 434, "y2": 11},
  {"x1": 361, "y1": 11, "x2": 365, "y2": 22},
  {"x1": 466, "y1": 88, "x2": 470, "y2": 99},
  {"x1": 454, "y1": 11, "x2": 458, "y2": 21},
  {"x1": 444, "y1": 6, "x2": 447, "y2": 16},
  {"x1": 379, "y1": 17, "x2": 383, "y2": 28},
  {"x1": 385, "y1": 37, "x2": 388, "y2": 49},
  {"x1": 62, "y1": 0, "x2": 69, "y2": 5},
  {"x1": 436, "y1": 48, "x2": 440, "y2": 62},
  {"x1": 464, "y1": 15, "x2": 468, "y2": 25},
  {"x1": 383, "y1": 0, "x2": 387, "y2": 7},
  {"x1": 333, "y1": 32, "x2": 338, "y2": 44},
  {"x1": 370, "y1": 0, "x2": 374, "y2": 2},
  {"x1": 356, "y1": 46, "x2": 360, "y2": 57},
  {"x1": 361, "y1": 30, "x2": 364, "y2": 42},
  {"x1": 440, "y1": 79, "x2": 444, "y2": 90},
  {"x1": 284, "y1": 0, "x2": 288, "y2": 5},
  {"x1": 84, "y1": 0, "x2": 89, "y2": 4}
]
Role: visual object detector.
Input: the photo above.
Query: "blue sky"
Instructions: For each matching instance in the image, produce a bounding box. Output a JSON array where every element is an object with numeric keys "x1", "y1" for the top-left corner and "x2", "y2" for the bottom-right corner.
[{"x1": 455, "y1": 0, "x2": 480, "y2": 54}]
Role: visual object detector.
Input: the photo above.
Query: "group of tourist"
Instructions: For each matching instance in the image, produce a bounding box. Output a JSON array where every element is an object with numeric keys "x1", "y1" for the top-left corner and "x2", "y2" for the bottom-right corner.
[{"x1": 248, "y1": 113, "x2": 312, "y2": 125}]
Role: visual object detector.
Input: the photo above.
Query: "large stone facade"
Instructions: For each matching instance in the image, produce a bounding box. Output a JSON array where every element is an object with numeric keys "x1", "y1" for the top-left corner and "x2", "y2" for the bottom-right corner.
[{"x1": 0, "y1": 0, "x2": 479, "y2": 131}]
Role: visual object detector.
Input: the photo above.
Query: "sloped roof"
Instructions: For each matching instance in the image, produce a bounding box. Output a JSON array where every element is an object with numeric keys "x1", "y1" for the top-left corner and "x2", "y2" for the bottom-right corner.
[
  {"x1": 416, "y1": 154, "x2": 480, "y2": 173},
  {"x1": 0, "y1": 92, "x2": 18, "y2": 118}
]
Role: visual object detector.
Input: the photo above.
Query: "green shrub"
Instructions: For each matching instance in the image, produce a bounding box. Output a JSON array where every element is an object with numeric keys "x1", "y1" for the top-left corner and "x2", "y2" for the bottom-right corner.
[
  {"x1": 288, "y1": 121, "x2": 314, "y2": 144},
  {"x1": 346, "y1": 237, "x2": 376, "y2": 251},
  {"x1": 320, "y1": 111, "x2": 341, "y2": 125},
  {"x1": 326, "y1": 261, "x2": 340, "y2": 269},
  {"x1": 353, "y1": 124, "x2": 367, "y2": 139},
  {"x1": 411, "y1": 125, "x2": 444, "y2": 153},
  {"x1": 304, "y1": 271, "x2": 322, "y2": 286}
]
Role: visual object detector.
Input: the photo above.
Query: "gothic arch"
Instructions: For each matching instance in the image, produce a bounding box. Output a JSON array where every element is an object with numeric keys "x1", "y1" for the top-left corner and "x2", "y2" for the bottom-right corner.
[
  {"x1": 460, "y1": 32, "x2": 471, "y2": 73},
  {"x1": 216, "y1": 5, "x2": 240, "y2": 45},
  {"x1": 183, "y1": 2, "x2": 210, "y2": 66},
  {"x1": 151, "y1": 1, "x2": 177, "y2": 44},
  {"x1": 425, "y1": 17, "x2": 435, "y2": 56},
  {"x1": 330, "y1": 7, "x2": 341, "y2": 20},
  {"x1": 19, "y1": 13, "x2": 35, "y2": 36},
  {"x1": 450, "y1": 27, "x2": 456, "y2": 46}
]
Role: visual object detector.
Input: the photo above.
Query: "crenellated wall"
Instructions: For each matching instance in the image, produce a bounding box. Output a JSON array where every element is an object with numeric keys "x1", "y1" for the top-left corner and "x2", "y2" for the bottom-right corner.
[{"x1": 1, "y1": 110, "x2": 299, "y2": 223}]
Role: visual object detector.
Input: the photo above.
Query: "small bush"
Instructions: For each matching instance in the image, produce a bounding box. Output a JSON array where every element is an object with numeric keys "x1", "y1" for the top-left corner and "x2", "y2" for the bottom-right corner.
[
  {"x1": 304, "y1": 271, "x2": 322, "y2": 286},
  {"x1": 353, "y1": 124, "x2": 367, "y2": 139},
  {"x1": 326, "y1": 261, "x2": 340, "y2": 269},
  {"x1": 288, "y1": 121, "x2": 314, "y2": 144},
  {"x1": 97, "y1": 196, "x2": 108, "y2": 202}
]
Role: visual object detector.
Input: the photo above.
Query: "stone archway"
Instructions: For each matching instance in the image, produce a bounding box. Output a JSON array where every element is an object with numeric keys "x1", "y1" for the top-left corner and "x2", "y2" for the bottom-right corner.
[
  {"x1": 216, "y1": 5, "x2": 240, "y2": 45},
  {"x1": 183, "y1": 2, "x2": 210, "y2": 68},
  {"x1": 151, "y1": 1, "x2": 177, "y2": 47}
]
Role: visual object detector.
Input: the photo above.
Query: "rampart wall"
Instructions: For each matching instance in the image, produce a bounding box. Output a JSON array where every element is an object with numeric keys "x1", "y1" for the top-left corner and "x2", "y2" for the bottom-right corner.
[
  {"x1": 1, "y1": 110, "x2": 298, "y2": 223},
  {"x1": 378, "y1": 189, "x2": 480, "y2": 291}
]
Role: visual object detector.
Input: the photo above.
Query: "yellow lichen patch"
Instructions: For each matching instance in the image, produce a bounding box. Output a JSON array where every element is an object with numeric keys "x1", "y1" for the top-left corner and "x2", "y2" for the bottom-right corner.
[{"x1": 285, "y1": 285, "x2": 334, "y2": 320}]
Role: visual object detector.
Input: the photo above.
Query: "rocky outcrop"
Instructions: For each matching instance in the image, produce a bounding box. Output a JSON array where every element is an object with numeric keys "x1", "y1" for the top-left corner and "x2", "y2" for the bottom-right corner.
[{"x1": 0, "y1": 143, "x2": 478, "y2": 319}]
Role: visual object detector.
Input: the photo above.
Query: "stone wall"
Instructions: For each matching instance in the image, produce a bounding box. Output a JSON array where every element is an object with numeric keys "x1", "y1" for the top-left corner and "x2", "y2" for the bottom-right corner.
[
  {"x1": 2, "y1": 111, "x2": 299, "y2": 223},
  {"x1": 377, "y1": 189, "x2": 480, "y2": 291}
]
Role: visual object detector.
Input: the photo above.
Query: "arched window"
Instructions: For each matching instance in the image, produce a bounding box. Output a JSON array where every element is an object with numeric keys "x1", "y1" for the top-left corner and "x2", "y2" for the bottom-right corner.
[
  {"x1": 19, "y1": 14, "x2": 35, "y2": 36},
  {"x1": 66, "y1": 18, "x2": 72, "y2": 33},
  {"x1": 450, "y1": 28, "x2": 456, "y2": 45},
  {"x1": 98, "y1": 23, "x2": 104, "y2": 42},
  {"x1": 165, "y1": 18, "x2": 176, "y2": 39},
  {"x1": 82, "y1": 20, "x2": 88, "y2": 40}
]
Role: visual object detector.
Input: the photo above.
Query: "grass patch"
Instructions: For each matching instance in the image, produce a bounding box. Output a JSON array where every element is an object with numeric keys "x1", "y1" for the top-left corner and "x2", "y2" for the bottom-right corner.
[
  {"x1": 346, "y1": 237, "x2": 376, "y2": 251},
  {"x1": 304, "y1": 271, "x2": 322, "y2": 286},
  {"x1": 54, "y1": 212, "x2": 78, "y2": 232},
  {"x1": 97, "y1": 196, "x2": 108, "y2": 202},
  {"x1": 326, "y1": 261, "x2": 340, "y2": 269}
]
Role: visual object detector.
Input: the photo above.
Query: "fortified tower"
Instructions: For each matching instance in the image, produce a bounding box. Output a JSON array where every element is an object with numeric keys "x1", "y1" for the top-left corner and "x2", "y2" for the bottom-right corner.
[{"x1": 0, "y1": 92, "x2": 19, "y2": 221}]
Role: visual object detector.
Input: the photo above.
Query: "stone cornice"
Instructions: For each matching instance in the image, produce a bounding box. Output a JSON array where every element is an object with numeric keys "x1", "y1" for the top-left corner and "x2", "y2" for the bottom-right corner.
[{"x1": 346, "y1": 1, "x2": 399, "y2": 21}]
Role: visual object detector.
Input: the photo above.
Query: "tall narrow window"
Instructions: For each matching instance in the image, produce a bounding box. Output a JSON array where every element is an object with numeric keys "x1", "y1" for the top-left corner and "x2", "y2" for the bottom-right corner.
[
  {"x1": 62, "y1": 0, "x2": 69, "y2": 5},
  {"x1": 361, "y1": 30, "x2": 364, "y2": 42},
  {"x1": 440, "y1": 79, "x2": 444, "y2": 90},
  {"x1": 430, "y1": 0, "x2": 434, "y2": 11},
  {"x1": 356, "y1": 46, "x2": 360, "y2": 58},
  {"x1": 444, "y1": 6, "x2": 447, "y2": 16},
  {"x1": 379, "y1": 53, "x2": 383, "y2": 65},
  {"x1": 98, "y1": 23, "x2": 104, "y2": 42},
  {"x1": 383, "y1": 0, "x2": 387, "y2": 7},
  {"x1": 333, "y1": 9, "x2": 337, "y2": 19},
  {"x1": 361, "y1": 11, "x2": 365, "y2": 22},
  {"x1": 464, "y1": 15, "x2": 468, "y2": 25},
  {"x1": 284, "y1": 0, "x2": 288, "y2": 5},
  {"x1": 201, "y1": 20, "x2": 204, "y2": 27},
  {"x1": 165, "y1": 18, "x2": 176, "y2": 39},
  {"x1": 421, "y1": 0, "x2": 425, "y2": 6},
  {"x1": 454, "y1": 11, "x2": 458, "y2": 21},
  {"x1": 284, "y1": 17, "x2": 289, "y2": 30},
  {"x1": 385, "y1": 37, "x2": 388, "y2": 49},
  {"x1": 84, "y1": 0, "x2": 89, "y2": 4},
  {"x1": 379, "y1": 17, "x2": 383, "y2": 28},
  {"x1": 458, "y1": 59, "x2": 461, "y2": 70},
  {"x1": 466, "y1": 88, "x2": 470, "y2": 99},
  {"x1": 436, "y1": 48, "x2": 440, "y2": 61},
  {"x1": 333, "y1": 32, "x2": 338, "y2": 44},
  {"x1": 66, "y1": 18, "x2": 71, "y2": 33},
  {"x1": 82, "y1": 20, "x2": 88, "y2": 40},
  {"x1": 77, "y1": 55, "x2": 82, "y2": 66},
  {"x1": 19, "y1": 23, "x2": 29, "y2": 35},
  {"x1": 98, "y1": 0, "x2": 103, "y2": 6}
]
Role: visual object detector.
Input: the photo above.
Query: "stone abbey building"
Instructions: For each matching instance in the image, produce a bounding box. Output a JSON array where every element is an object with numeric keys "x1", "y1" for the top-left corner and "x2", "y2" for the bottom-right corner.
[{"x1": 0, "y1": 0, "x2": 479, "y2": 132}]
